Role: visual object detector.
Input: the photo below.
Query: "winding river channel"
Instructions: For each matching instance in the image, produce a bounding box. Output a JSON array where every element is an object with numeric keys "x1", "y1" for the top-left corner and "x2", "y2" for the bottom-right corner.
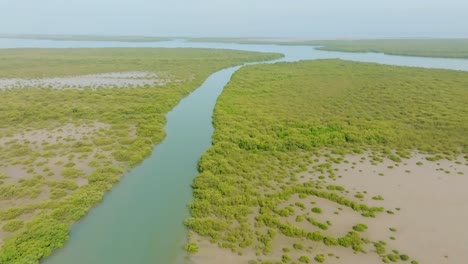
[{"x1": 1, "y1": 38, "x2": 468, "y2": 264}]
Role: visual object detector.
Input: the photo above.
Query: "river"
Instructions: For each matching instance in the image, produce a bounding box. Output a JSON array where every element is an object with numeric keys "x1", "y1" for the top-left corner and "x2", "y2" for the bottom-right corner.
[{"x1": 1, "y1": 38, "x2": 467, "y2": 264}]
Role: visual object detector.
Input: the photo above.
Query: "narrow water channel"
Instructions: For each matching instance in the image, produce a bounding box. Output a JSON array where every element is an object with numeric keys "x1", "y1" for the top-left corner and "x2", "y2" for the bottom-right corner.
[
  {"x1": 2, "y1": 38, "x2": 463, "y2": 264},
  {"x1": 43, "y1": 65, "x2": 247, "y2": 264}
]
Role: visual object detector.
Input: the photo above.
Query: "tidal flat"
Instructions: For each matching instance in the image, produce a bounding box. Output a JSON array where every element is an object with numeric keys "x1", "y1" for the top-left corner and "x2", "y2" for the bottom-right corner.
[
  {"x1": 0, "y1": 48, "x2": 282, "y2": 263},
  {"x1": 186, "y1": 60, "x2": 468, "y2": 264},
  {"x1": 0, "y1": 71, "x2": 171, "y2": 90}
]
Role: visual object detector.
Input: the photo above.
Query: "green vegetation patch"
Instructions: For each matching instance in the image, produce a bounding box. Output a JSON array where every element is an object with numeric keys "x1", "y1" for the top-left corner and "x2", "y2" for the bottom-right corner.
[
  {"x1": 186, "y1": 59, "x2": 467, "y2": 263},
  {"x1": 0, "y1": 48, "x2": 281, "y2": 263},
  {"x1": 352, "y1": 224, "x2": 368, "y2": 232},
  {"x1": 210, "y1": 60, "x2": 468, "y2": 155},
  {"x1": 2, "y1": 219, "x2": 24, "y2": 232},
  {"x1": 308, "y1": 39, "x2": 468, "y2": 59}
]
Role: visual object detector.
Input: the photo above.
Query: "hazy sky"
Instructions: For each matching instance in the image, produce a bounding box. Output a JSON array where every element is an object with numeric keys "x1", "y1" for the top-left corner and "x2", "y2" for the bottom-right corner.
[{"x1": 1, "y1": 0, "x2": 467, "y2": 38}]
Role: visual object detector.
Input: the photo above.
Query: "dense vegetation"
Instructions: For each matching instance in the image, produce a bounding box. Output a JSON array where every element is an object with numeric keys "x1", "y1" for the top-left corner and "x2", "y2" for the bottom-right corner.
[
  {"x1": 0, "y1": 48, "x2": 282, "y2": 264},
  {"x1": 0, "y1": 48, "x2": 282, "y2": 79},
  {"x1": 308, "y1": 39, "x2": 468, "y2": 59},
  {"x1": 186, "y1": 60, "x2": 468, "y2": 263},
  {"x1": 190, "y1": 38, "x2": 468, "y2": 59},
  {"x1": 213, "y1": 60, "x2": 468, "y2": 156}
]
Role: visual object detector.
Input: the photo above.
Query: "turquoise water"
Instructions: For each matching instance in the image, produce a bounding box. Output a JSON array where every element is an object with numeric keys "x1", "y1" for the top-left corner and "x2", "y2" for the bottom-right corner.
[
  {"x1": 43, "y1": 65, "x2": 244, "y2": 264},
  {"x1": 1, "y1": 38, "x2": 465, "y2": 264}
]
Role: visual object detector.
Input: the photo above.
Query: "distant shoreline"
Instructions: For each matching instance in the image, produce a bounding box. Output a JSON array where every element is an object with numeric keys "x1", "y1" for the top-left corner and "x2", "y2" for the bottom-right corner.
[
  {"x1": 0, "y1": 34, "x2": 170, "y2": 42},
  {"x1": 188, "y1": 37, "x2": 468, "y2": 59},
  {"x1": 2, "y1": 35, "x2": 468, "y2": 59}
]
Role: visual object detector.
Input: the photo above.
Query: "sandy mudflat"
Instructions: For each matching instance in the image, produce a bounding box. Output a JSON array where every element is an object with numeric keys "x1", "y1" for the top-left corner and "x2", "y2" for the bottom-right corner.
[
  {"x1": 0, "y1": 122, "x2": 110, "y2": 147},
  {"x1": 0, "y1": 122, "x2": 137, "y2": 244},
  {"x1": 0, "y1": 71, "x2": 170, "y2": 90},
  {"x1": 190, "y1": 153, "x2": 468, "y2": 264},
  {"x1": 327, "y1": 153, "x2": 468, "y2": 264}
]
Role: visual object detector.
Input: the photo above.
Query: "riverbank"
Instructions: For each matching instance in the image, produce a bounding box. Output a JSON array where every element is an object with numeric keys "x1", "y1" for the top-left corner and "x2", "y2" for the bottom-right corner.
[
  {"x1": 0, "y1": 48, "x2": 282, "y2": 263},
  {"x1": 186, "y1": 60, "x2": 468, "y2": 263}
]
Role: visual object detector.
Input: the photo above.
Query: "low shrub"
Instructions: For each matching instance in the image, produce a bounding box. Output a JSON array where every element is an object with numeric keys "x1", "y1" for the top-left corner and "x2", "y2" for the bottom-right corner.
[{"x1": 2, "y1": 219, "x2": 24, "y2": 232}]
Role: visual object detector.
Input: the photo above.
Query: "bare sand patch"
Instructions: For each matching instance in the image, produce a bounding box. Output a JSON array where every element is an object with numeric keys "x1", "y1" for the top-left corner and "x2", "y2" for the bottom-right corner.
[
  {"x1": 0, "y1": 122, "x2": 110, "y2": 147},
  {"x1": 190, "y1": 153, "x2": 467, "y2": 264},
  {"x1": 0, "y1": 122, "x2": 113, "y2": 185},
  {"x1": 0, "y1": 71, "x2": 171, "y2": 90},
  {"x1": 0, "y1": 121, "x2": 136, "y2": 243},
  {"x1": 325, "y1": 153, "x2": 468, "y2": 264}
]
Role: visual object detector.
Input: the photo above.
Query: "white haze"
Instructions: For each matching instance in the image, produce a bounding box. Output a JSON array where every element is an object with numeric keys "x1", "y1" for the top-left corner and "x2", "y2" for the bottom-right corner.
[{"x1": 0, "y1": 0, "x2": 467, "y2": 38}]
